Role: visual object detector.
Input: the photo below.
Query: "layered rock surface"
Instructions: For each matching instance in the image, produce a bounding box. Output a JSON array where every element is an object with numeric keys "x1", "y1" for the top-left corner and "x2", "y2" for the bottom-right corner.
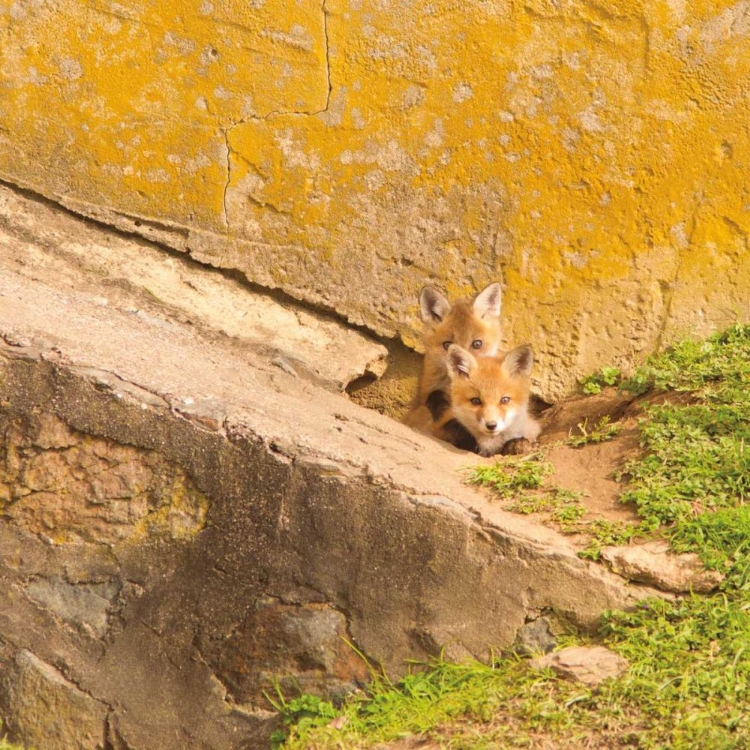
[{"x1": 0, "y1": 185, "x2": 658, "y2": 749}]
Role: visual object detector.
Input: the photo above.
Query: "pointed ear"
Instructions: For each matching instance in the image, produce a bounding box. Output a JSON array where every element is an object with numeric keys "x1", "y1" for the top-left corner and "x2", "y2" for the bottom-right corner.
[
  {"x1": 472, "y1": 282, "x2": 502, "y2": 320},
  {"x1": 419, "y1": 286, "x2": 451, "y2": 325},
  {"x1": 502, "y1": 344, "x2": 534, "y2": 378},
  {"x1": 446, "y1": 344, "x2": 476, "y2": 379}
]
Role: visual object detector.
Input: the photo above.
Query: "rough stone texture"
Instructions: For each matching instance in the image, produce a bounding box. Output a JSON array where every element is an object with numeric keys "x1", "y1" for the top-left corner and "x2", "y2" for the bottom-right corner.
[
  {"x1": 24, "y1": 577, "x2": 120, "y2": 640},
  {"x1": 0, "y1": 185, "x2": 386, "y2": 393},
  {"x1": 0, "y1": 191, "x2": 663, "y2": 749},
  {"x1": 2, "y1": 2, "x2": 750, "y2": 400},
  {"x1": 532, "y1": 645, "x2": 629, "y2": 687},
  {"x1": 1, "y1": 411, "x2": 209, "y2": 545},
  {"x1": 0, "y1": 650, "x2": 109, "y2": 750},
  {"x1": 515, "y1": 617, "x2": 557, "y2": 656},
  {"x1": 202, "y1": 598, "x2": 371, "y2": 706},
  {"x1": 601, "y1": 541, "x2": 725, "y2": 594}
]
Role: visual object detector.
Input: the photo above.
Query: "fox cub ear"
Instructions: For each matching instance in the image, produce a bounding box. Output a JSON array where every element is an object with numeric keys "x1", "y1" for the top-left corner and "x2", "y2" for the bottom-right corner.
[
  {"x1": 472, "y1": 282, "x2": 502, "y2": 320},
  {"x1": 502, "y1": 344, "x2": 534, "y2": 378},
  {"x1": 446, "y1": 344, "x2": 477, "y2": 379},
  {"x1": 420, "y1": 286, "x2": 451, "y2": 324}
]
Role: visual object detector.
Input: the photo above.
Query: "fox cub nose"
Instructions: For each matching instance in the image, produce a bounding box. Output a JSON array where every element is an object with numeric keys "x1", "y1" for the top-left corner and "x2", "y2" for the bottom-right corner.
[{"x1": 485, "y1": 421, "x2": 498, "y2": 431}]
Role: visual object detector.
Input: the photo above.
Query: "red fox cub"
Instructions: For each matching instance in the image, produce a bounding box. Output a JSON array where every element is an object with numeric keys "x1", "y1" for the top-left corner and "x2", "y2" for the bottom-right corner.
[
  {"x1": 436, "y1": 343, "x2": 541, "y2": 456},
  {"x1": 404, "y1": 282, "x2": 502, "y2": 430}
]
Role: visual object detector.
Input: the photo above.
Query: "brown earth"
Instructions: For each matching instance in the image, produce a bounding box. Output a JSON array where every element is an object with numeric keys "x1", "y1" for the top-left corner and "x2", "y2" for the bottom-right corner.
[{"x1": 538, "y1": 391, "x2": 644, "y2": 528}]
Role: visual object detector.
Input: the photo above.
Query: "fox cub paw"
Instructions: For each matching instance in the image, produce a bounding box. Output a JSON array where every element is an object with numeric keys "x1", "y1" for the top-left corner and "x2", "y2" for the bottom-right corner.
[{"x1": 501, "y1": 438, "x2": 535, "y2": 456}]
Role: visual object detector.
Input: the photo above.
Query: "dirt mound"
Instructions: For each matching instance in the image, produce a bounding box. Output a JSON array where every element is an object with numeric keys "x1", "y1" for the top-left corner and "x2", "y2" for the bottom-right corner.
[{"x1": 538, "y1": 390, "x2": 643, "y2": 526}]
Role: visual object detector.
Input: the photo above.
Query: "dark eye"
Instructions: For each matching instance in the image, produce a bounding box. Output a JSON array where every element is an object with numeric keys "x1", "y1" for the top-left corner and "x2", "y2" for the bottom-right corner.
[
  {"x1": 442, "y1": 341, "x2": 451, "y2": 351},
  {"x1": 471, "y1": 339, "x2": 483, "y2": 350},
  {"x1": 500, "y1": 396, "x2": 510, "y2": 405},
  {"x1": 470, "y1": 397, "x2": 482, "y2": 406}
]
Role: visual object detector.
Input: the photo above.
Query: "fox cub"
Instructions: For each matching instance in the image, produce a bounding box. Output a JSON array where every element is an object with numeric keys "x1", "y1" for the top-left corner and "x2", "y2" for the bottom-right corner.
[
  {"x1": 437, "y1": 344, "x2": 541, "y2": 456},
  {"x1": 404, "y1": 282, "x2": 502, "y2": 430}
]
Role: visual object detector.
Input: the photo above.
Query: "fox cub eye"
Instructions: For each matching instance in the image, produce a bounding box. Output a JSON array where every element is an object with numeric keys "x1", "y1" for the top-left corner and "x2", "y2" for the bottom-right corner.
[
  {"x1": 500, "y1": 396, "x2": 511, "y2": 405},
  {"x1": 442, "y1": 341, "x2": 451, "y2": 351},
  {"x1": 470, "y1": 397, "x2": 482, "y2": 406},
  {"x1": 471, "y1": 339, "x2": 483, "y2": 350}
]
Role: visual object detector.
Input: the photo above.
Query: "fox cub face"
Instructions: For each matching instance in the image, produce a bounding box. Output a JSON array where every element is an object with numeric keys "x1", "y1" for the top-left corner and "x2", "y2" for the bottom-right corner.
[
  {"x1": 415, "y1": 282, "x2": 503, "y2": 408},
  {"x1": 445, "y1": 343, "x2": 539, "y2": 455},
  {"x1": 420, "y1": 282, "x2": 503, "y2": 361}
]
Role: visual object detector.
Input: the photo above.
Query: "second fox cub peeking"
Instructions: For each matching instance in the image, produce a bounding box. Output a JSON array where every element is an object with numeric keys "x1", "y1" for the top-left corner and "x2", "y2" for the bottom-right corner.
[
  {"x1": 403, "y1": 282, "x2": 502, "y2": 432},
  {"x1": 415, "y1": 282, "x2": 503, "y2": 405},
  {"x1": 404, "y1": 282, "x2": 540, "y2": 456}
]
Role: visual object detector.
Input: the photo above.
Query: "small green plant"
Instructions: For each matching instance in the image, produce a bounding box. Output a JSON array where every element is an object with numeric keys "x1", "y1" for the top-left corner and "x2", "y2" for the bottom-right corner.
[
  {"x1": 465, "y1": 453, "x2": 552, "y2": 498},
  {"x1": 579, "y1": 366, "x2": 621, "y2": 394},
  {"x1": 267, "y1": 690, "x2": 339, "y2": 748},
  {"x1": 567, "y1": 416, "x2": 621, "y2": 447},
  {"x1": 468, "y1": 454, "x2": 589, "y2": 534}
]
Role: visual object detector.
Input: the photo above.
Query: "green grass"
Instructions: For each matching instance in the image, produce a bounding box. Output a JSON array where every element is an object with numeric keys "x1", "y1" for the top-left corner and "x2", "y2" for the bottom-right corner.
[
  {"x1": 616, "y1": 324, "x2": 750, "y2": 571},
  {"x1": 275, "y1": 591, "x2": 750, "y2": 748},
  {"x1": 274, "y1": 324, "x2": 750, "y2": 749},
  {"x1": 465, "y1": 452, "x2": 552, "y2": 498},
  {"x1": 466, "y1": 453, "x2": 591, "y2": 535},
  {"x1": 567, "y1": 416, "x2": 621, "y2": 447}
]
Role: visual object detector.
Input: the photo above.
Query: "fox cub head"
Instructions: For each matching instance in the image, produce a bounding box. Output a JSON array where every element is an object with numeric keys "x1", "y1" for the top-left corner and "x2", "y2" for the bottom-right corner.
[
  {"x1": 419, "y1": 282, "x2": 503, "y2": 359},
  {"x1": 445, "y1": 343, "x2": 533, "y2": 439}
]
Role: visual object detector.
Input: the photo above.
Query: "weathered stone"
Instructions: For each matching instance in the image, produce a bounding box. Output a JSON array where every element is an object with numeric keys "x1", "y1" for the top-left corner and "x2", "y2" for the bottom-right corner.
[
  {"x1": 532, "y1": 646, "x2": 629, "y2": 687},
  {"x1": 31, "y1": 413, "x2": 79, "y2": 450},
  {"x1": 601, "y1": 541, "x2": 725, "y2": 594},
  {"x1": 0, "y1": 187, "x2": 387, "y2": 394},
  {"x1": 24, "y1": 577, "x2": 119, "y2": 639},
  {"x1": 205, "y1": 598, "x2": 371, "y2": 704},
  {"x1": 0, "y1": 650, "x2": 109, "y2": 750},
  {"x1": 515, "y1": 617, "x2": 557, "y2": 656},
  {"x1": 0, "y1": 413, "x2": 209, "y2": 544}
]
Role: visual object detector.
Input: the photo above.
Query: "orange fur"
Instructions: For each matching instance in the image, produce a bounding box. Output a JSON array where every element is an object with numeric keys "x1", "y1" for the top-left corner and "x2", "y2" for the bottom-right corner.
[
  {"x1": 403, "y1": 283, "x2": 502, "y2": 428},
  {"x1": 437, "y1": 344, "x2": 541, "y2": 456}
]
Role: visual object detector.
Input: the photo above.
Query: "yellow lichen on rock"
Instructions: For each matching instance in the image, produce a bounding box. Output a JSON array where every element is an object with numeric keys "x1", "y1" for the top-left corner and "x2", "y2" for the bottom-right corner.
[{"x1": 1, "y1": 0, "x2": 749, "y2": 399}]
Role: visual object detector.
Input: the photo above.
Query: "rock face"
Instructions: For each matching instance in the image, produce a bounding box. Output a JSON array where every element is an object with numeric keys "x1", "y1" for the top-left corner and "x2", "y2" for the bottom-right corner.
[
  {"x1": 532, "y1": 646, "x2": 629, "y2": 687},
  {"x1": 1, "y1": 650, "x2": 110, "y2": 750},
  {"x1": 2, "y1": 2, "x2": 750, "y2": 401},
  {"x1": 601, "y1": 541, "x2": 725, "y2": 594},
  {"x1": 0, "y1": 195, "x2": 661, "y2": 749}
]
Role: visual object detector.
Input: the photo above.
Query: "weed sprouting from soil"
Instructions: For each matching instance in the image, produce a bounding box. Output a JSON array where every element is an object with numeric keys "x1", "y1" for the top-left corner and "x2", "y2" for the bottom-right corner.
[
  {"x1": 466, "y1": 453, "x2": 589, "y2": 532},
  {"x1": 567, "y1": 416, "x2": 621, "y2": 447},
  {"x1": 466, "y1": 451, "x2": 552, "y2": 497},
  {"x1": 579, "y1": 366, "x2": 622, "y2": 395},
  {"x1": 275, "y1": 324, "x2": 750, "y2": 749}
]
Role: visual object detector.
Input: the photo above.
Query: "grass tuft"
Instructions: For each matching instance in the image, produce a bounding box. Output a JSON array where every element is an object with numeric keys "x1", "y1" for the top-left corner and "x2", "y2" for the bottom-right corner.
[
  {"x1": 465, "y1": 453, "x2": 552, "y2": 498},
  {"x1": 579, "y1": 366, "x2": 622, "y2": 395},
  {"x1": 567, "y1": 416, "x2": 621, "y2": 447}
]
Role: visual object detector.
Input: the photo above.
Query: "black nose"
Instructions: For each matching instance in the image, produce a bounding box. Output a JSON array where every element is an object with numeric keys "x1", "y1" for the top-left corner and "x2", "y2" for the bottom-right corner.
[{"x1": 485, "y1": 422, "x2": 497, "y2": 431}]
